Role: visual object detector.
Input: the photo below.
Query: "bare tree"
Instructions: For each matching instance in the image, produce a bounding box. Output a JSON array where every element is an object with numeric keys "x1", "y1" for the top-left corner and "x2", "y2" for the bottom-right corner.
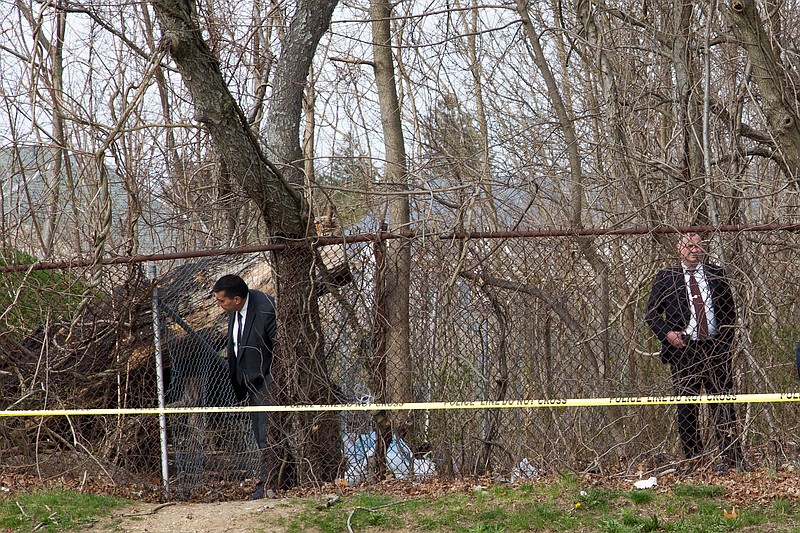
[
  {"x1": 727, "y1": 0, "x2": 800, "y2": 169},
  {"x1": 150, "y1": 0, "x2": 341, "y2": 485},
  {"x1": 369, "y1": 0, "x2": 415, "y2": 454}
]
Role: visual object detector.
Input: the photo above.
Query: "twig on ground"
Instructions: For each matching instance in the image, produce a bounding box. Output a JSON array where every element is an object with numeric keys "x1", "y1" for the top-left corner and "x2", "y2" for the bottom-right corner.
[
  {"x1": 346, "y1": 499, "x2": 417, "y2": 533},
  {"x1": 32, "y1": 511, "x2": 57, "y2": 531},
  {"x1": 121, "y1": 502, "x2": 177, "y2": 517},
  {"x1": 15, "y1": 500, "x2": 29, "y2": 518}
]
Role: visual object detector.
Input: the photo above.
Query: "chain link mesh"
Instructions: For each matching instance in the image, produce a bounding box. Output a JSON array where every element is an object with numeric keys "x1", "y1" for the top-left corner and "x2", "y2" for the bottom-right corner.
[{"x1": 2, "y1": 229, "x2": 800, "y2": 497}]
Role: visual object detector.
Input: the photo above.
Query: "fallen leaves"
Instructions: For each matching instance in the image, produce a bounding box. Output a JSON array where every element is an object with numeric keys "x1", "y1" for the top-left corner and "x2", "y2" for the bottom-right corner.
[{"x1": 4, "y1": 451, "x2": 800, "y2": 510}]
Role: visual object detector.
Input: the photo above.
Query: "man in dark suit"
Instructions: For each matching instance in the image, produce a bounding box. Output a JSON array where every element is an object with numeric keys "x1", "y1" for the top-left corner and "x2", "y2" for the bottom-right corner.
[
  {"x1": 212, "y1": 274, "x2": 277, "y2": 499},
  {"x1": 645, "y1": 232, "x2": 745, "y2": 473}
]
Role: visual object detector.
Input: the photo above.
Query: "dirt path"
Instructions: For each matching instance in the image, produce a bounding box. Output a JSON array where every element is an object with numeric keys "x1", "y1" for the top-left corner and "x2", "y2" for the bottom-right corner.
[{"x1": 98, "y1": 498, "x2": 300, "y2": 533}]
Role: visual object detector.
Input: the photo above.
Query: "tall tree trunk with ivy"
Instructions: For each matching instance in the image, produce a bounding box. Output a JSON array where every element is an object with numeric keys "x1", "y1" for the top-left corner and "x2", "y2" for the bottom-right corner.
[{"x1": 151, "y1": 0, "x2": 341, "y2": 485}]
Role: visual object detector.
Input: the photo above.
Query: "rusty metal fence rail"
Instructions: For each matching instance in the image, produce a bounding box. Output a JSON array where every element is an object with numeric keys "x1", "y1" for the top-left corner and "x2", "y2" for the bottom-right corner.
[{"x1": 2, "y1": 225, "x2": 800, "y2": 498}]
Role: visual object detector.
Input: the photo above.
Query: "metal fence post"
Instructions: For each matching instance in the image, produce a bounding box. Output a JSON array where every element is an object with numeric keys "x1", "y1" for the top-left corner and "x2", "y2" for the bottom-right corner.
[{"x1": 149, "y1": 263, "x2": 170, "y2": 499}]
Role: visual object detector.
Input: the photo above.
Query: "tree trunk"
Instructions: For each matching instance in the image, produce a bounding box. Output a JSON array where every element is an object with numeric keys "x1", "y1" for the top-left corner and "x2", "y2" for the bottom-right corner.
[
  {"x1": 728, "y1": 0, "x2": 800, "y2": 169},
  {"x1": 370, "y1": 0, "x2": 415, "y2": 450},
  {"x1": 150, "y1": 0, "x2": 341, "y2": 485},
  {"x1": 672, "y1": 0, "x2": 708, "y2": 223},
  {"x1": 516, "y1": 0, "x2": 609, "y2": 383},
  {"x1": 259, "y1": 0, "x2": 341, "y2": 485}
]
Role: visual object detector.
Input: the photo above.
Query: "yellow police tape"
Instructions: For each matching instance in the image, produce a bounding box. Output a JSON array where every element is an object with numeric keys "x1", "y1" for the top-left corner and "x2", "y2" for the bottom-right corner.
[{"x1": 2, "y1": 392, "x2": 800, "y2": 417}]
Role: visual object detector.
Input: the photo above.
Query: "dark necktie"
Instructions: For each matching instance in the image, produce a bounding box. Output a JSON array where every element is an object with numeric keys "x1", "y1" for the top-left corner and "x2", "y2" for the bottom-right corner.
[
  {"x1": 237, "y1": 312, "x2": 244, "y2": 347},
  {"x1": 687, "y1": 270, "x2": 709, "y2": 341}
]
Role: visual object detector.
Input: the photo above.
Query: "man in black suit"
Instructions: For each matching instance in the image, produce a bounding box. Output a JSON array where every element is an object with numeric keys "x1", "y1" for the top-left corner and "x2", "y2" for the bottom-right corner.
[
  {"x1": 645, "y1": 232, "x2": 745, "y2": 473},
  {"x1": 212, "y1": 274, "x2": 277, "y2": 499}
]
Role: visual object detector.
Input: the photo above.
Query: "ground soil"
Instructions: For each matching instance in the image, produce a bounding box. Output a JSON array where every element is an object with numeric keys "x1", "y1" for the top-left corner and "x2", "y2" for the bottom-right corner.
[
  {"x1": 95, "y1": 498, "x2": 300, "y2": 533},
  {"x1": 87, "y1": 466, "x2": 800, "y2": 532},
  {"x1": 5, "y1": 453, "x2": 800, "y2": 532}
]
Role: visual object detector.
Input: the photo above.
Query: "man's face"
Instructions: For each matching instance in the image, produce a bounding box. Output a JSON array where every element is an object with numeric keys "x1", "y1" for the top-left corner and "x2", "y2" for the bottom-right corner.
[
  {"x1": 213, "y1": 290, "x2": 245, "y2": 313},
  {"x1": 677, "y1": 233, "x2": 704, "y2": 268}
]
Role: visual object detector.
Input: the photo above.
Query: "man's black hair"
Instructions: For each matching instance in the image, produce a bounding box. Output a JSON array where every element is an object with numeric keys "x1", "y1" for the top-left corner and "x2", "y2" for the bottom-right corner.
[{"x1": 212, "y1": 274, "x2": 249, "y2": 298}]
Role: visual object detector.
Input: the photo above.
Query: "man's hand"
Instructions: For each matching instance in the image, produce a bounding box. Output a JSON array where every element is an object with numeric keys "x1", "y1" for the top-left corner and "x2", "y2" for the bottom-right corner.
[{"x1": 666, "y1": 331, "x2": 686, "y2": 349}]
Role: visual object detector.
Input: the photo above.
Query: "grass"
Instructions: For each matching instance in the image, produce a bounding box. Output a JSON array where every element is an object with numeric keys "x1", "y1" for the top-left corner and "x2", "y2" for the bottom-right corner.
[
  {"x1": 0, "y1": 488, "x2": 127, "y2": 532},
  {"x1": 4, "y1": 478, "x2": 800, "y2": 532},
  {"x1": 282, "y1": 478, "x2": 800, "y2": 533}
]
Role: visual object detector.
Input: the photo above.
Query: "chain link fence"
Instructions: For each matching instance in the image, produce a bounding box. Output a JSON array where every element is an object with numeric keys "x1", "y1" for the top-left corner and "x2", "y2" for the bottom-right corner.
[{"x1": 2, "y1": 227, "x2": 800, "y2": 498}]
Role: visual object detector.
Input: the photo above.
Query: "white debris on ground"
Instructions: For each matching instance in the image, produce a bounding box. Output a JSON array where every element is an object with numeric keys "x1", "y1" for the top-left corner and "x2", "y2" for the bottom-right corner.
[
  {"x1": 633, "y1": 476, "x2": 657, "y2": 489},
  {"x1": 342, "y1": 431, "x2": 436, "y2": 486},
  {"x1": 510, "y1": 458, "x2": 541, "y2": 482}
]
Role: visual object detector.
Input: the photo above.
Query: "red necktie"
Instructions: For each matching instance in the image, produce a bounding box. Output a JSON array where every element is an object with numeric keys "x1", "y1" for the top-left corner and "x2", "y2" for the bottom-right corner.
[{"x1": 688, "y1": 270, "x2": 708, "y2": 341}]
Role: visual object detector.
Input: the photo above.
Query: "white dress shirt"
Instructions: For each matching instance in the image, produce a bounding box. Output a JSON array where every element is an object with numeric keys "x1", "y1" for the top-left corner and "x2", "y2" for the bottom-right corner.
[
  {"x1": 234, "y1": 293, "x2": 249, "y2": 354},
  {"x1": 682, "y1": 264, "x2": 718, "y2": 339}
]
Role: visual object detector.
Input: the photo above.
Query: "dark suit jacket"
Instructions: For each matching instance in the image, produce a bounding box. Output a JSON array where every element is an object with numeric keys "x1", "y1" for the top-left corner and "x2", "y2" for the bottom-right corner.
[
  {"x1": 226, "y1": 289, "x2": 277, "y2": 400},
  {"x1": 645, "y1": 263, "x2": 736, "y2": 364}
]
